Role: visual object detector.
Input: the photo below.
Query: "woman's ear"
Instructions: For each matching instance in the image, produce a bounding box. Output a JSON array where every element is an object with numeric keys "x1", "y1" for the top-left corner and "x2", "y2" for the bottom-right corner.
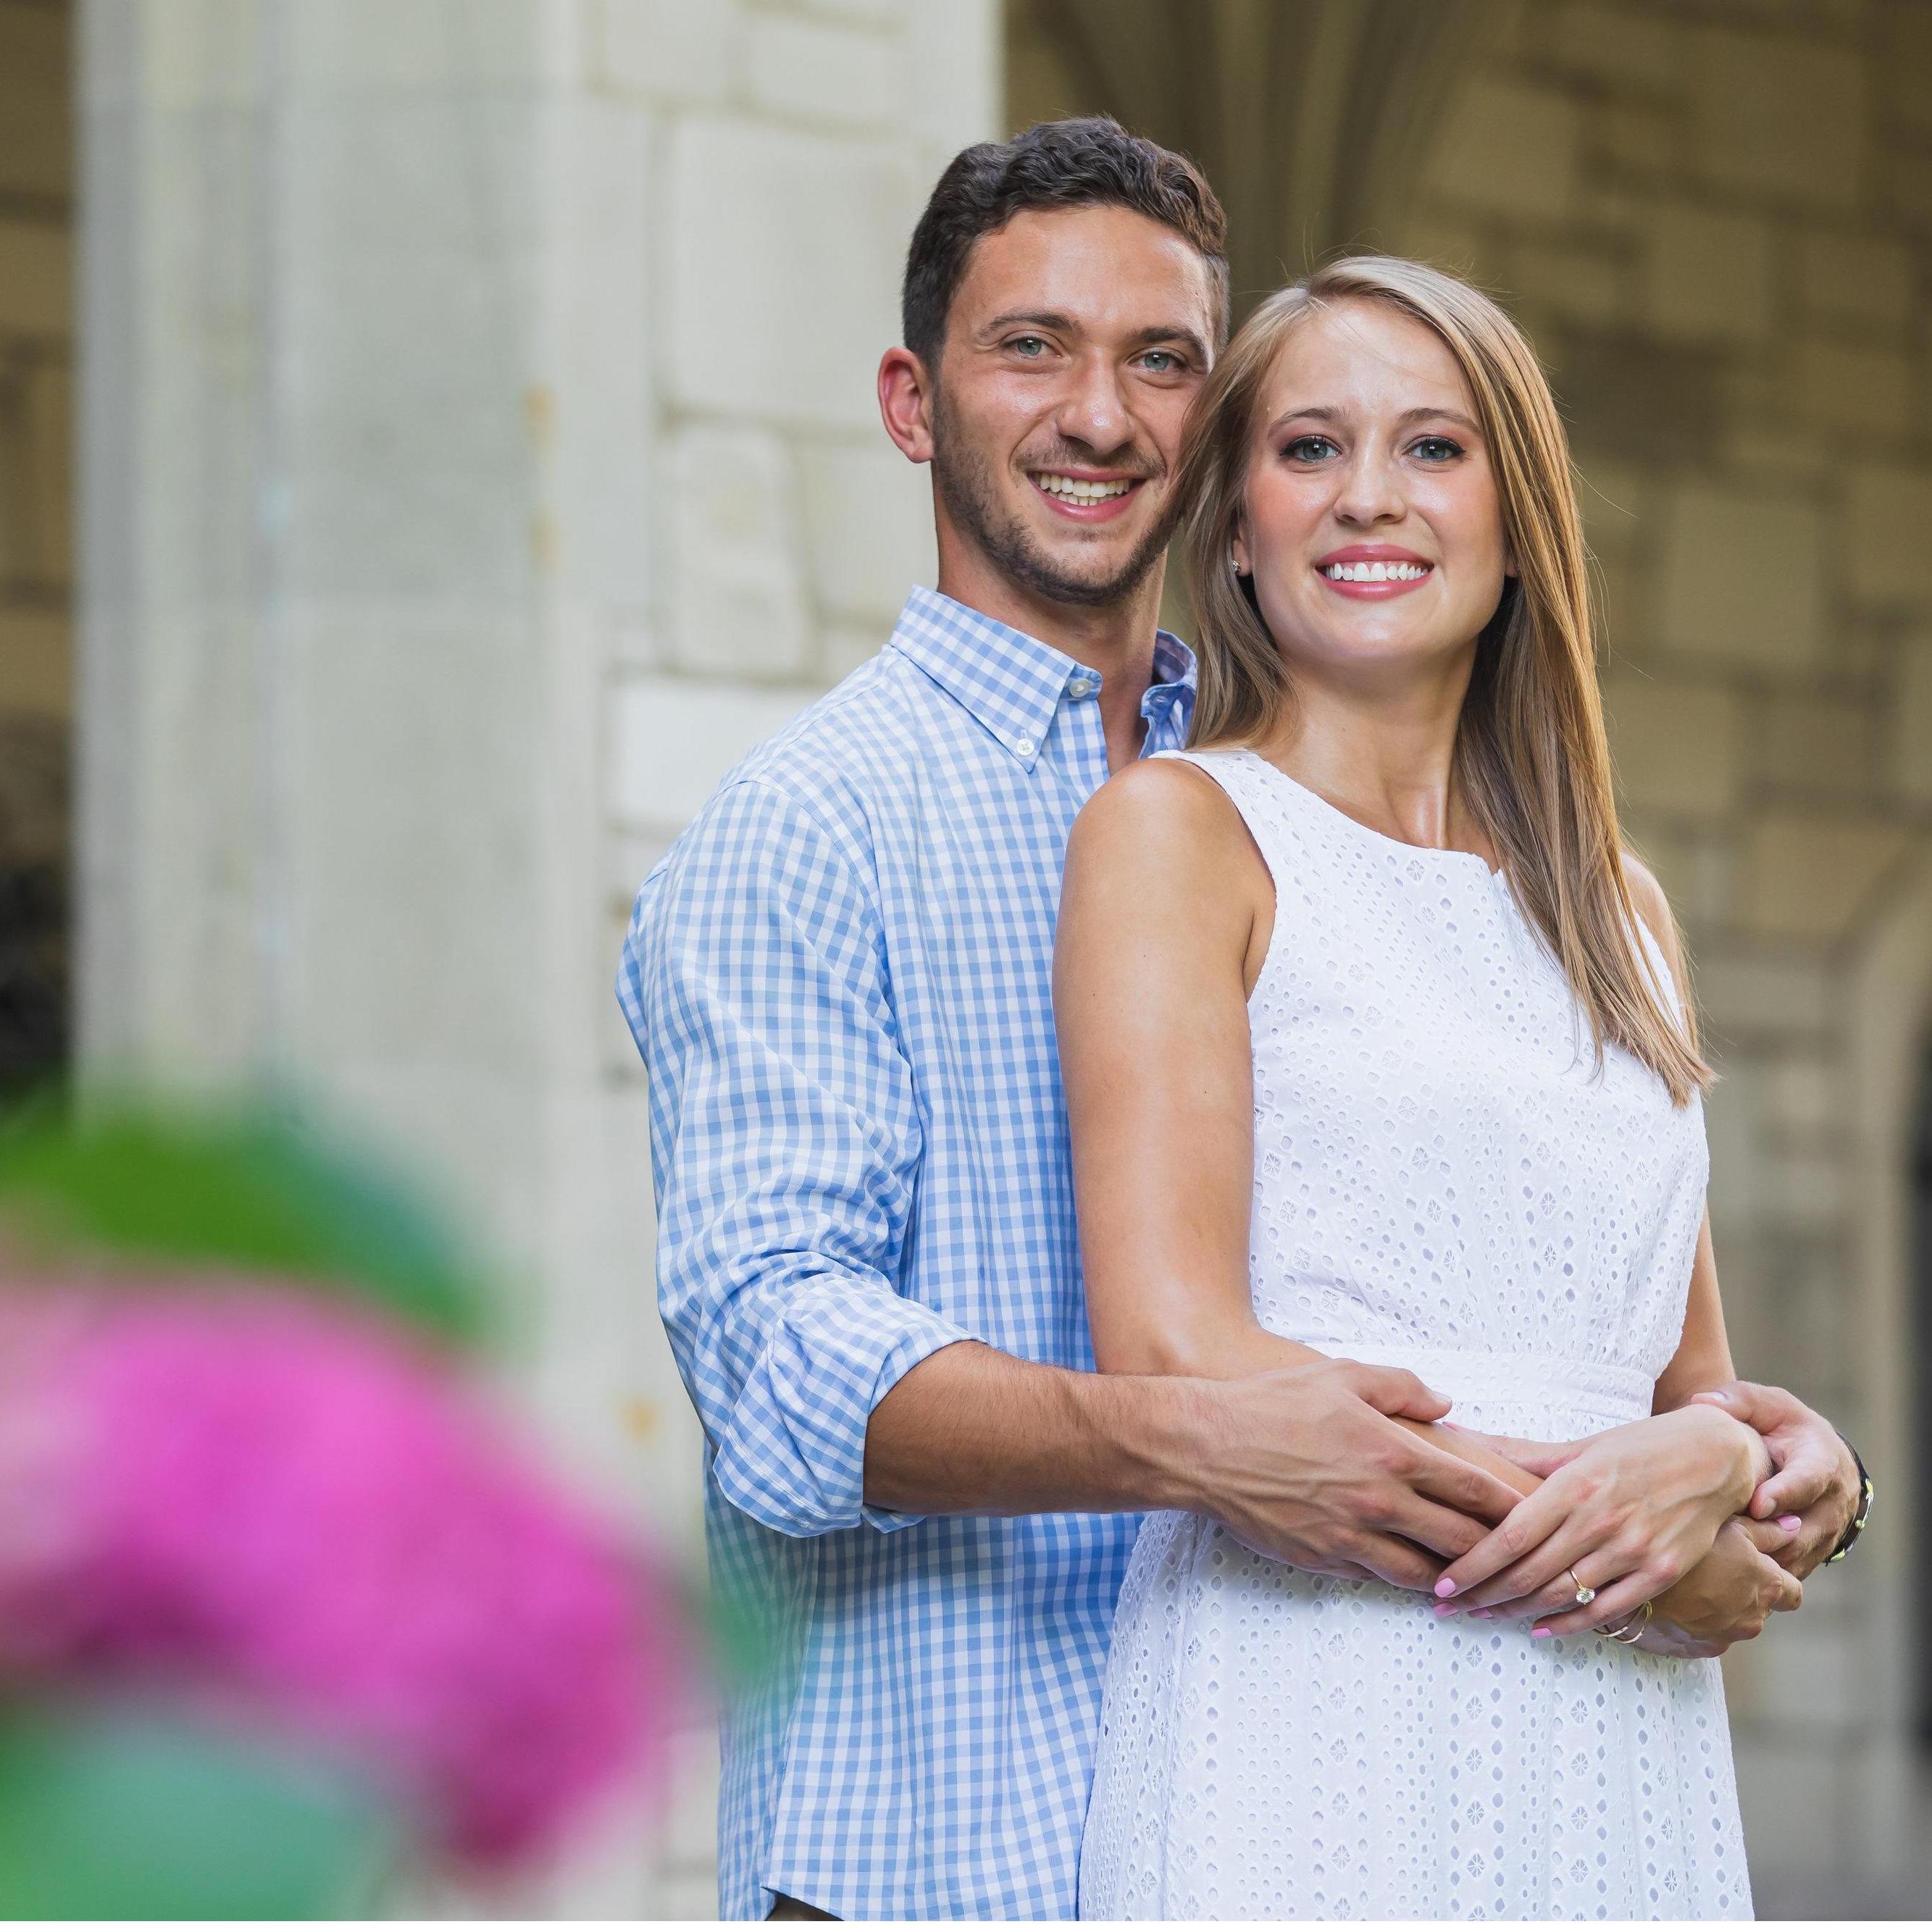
[{"x1": 1230, "y1": 527, "x2": 1251, "y2": 579}]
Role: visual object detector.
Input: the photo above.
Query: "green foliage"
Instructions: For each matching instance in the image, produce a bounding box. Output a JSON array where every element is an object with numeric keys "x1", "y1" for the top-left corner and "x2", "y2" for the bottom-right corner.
[
  {"x1": 0, "y1": 1093, "x2": 493, "y2": 1347},
  {"x1": 0, "y1": 1699, "x2": 406, "y2": 1919}
]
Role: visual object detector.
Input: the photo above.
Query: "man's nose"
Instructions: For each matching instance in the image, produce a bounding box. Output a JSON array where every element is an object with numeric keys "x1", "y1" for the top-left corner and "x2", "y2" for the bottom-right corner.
[{"x1": 1054, "y1": 355, "x2": 1133, "y2": 456}]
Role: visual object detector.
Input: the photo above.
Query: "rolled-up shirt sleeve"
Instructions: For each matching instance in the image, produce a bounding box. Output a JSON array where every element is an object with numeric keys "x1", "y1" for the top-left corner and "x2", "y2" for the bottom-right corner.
[{"x1": 618, "y1": 776, "x2": 972, "y2": 1538}]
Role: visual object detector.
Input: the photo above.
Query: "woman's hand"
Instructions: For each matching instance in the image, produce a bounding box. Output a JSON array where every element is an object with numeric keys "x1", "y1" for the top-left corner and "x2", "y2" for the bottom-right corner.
[
  {"x1": 1431, "y1": 1405, "x2": 1773, "y2": 1635},
  {"x1": 1687, "y1": 1380, "x2": 1860, "y2": 1578}
]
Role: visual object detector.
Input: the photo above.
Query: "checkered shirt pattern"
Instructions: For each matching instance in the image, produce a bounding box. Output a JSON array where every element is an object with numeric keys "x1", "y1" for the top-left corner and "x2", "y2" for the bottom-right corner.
[{"x1": 618, "y1": 587, "x2": 1195, "y2": 1920}]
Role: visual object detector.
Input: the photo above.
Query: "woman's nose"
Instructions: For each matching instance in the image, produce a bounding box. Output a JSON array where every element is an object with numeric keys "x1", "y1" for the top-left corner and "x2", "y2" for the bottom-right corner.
[{"x1": 1331, "y1": 451, "x2": 1406, "y2": 525}]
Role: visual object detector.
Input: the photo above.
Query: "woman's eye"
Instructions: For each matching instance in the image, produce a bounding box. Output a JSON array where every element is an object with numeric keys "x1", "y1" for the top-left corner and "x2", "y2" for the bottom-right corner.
[
  {"x1": 1284, "y1": 435, "x2": 1339, "y2": 461},
  {"x1": 1411, "y1": 436, "x2": 1465, "y2": 462}
]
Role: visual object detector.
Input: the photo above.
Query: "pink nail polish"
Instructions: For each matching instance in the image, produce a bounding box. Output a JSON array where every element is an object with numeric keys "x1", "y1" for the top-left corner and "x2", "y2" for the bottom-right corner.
[
  {"x1": 1434, "y1": 1578, "x2": 1458, "y2": 1598},
  {"x1": 1778, "y1": 1514, "x2": 1802, "y2": 1531},
  {"x1": 1470, "y1": 1608, "x2": 1492, "y2": 1621},
  {"x1": 1531, "y1": 1626, "x2": 1551, "y2": 1638},
  {"x1": 1432, "y1": 1604, "x2": 1452, "y2": 1618}
]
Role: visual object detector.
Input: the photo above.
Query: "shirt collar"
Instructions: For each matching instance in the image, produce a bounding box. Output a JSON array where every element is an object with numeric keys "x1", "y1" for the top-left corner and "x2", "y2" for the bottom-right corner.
[{"x1": 887, "y1": 585, "x2": 1197, "y2": 771}]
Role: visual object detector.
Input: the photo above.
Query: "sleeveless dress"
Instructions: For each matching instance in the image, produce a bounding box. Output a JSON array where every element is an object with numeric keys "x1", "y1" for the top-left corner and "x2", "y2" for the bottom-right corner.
[{"x1": 1078, "y1": 748, "x2": 1752, "y2": 1921}]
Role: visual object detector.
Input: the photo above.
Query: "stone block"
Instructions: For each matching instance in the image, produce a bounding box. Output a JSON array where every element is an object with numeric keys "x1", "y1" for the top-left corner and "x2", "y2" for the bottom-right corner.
[
  {"x1": 1642, "y1": 202, "x2": 1775, "y2": 346},
  {"x1": 0, "y1": 2, "x2": 71, "y2": 200},
  {"x1": 24, "y1": 359, "x2": 72, "y2": 585},
  {"x1": 1510, "y1": 241, "x2": 1624, "y2": 327},
  {"x1": 1762, "y1": 1053, "x2": 1838, "y2": 1139},
  {"x1": 1547, "y1": 1, "x2": 1690, "y2": 94},
  {"x1": 1426, "y1": 80, "x2": 1582, "y2": 222},
  {"x1": 1574, "y1": 454, "x2": 1647, "y2": 556},
  {"x1": 667, "y1": 116, "x2": 915, "y2": 430},
  {"x1": 748, "y1": 12, "x2": 899, "y2": 129},
  {"x1": 281, "y1": 0, "x2": 539, "y2": 93},
  {"x1": 0, "y1": 609, "x2": 70, "y2": 717},
  {"x1": 1844, "y1": 464, "x2": 1932, "y2": 606},
  {"x1": 1695, "y1": 948, "x2": 1835, "y2": 1039},
  {"x1": 1602, "y1": 674, "x2": 1741, "y2": 818},
  {"x1": 1691, "y1": 28, "x2": 1865, "y2": 210},
  {"x1": 1738, "y1": 811, "x2": 1915, "y2": 942},
  {"x1": 1794, "y1": 338, "x2": 1916, "y2": 443},
  {"x1": 1879, "y1": 0, "x2": 1932, "y2": 141},
  {"x1": 1897, "y1": 634, "x2": 1932, "y2": 808},
  {"x1": 820, "y1": 623, "x2": 884, "y2": 681},
  {"x1": 1748, "y1": 691, "x2": 1874, "y2": 801},
  {"x1": 669, "y1": 425, "x2": 811, "y2": 678},
  {"x1": 1555, "y1": 330, "x2": 1724, "y2": 466},
  {"x1": 593, "y1": 0, "x2": 740, "y2": 104},
  {"x1": 606, "y1": 672, "x2": 819, "y2": 831},
  {"x1": 1592, "y1": 100, "x2": 1683, "y2": 185},
  {"x1": 0, "y1": 219, "x2": 70, "y2": 337},
  {"x1": 795, "y1": 440, "x2": 935, "y2": 623},
  {"x1": 1655, "y1": 486, "x2": 1824, "y2": 669},
  {"x1": 1796, "y1": 232, "x2": 1918, "y2": 335}
]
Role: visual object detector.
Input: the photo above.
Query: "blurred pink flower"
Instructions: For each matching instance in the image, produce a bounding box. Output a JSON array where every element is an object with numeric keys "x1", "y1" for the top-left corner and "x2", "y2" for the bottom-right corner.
[{"x1": 0, "y1": 1285, "x2": 687, "y2": 1868}]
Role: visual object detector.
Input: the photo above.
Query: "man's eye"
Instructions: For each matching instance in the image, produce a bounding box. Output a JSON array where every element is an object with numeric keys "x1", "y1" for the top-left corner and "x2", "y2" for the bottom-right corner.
[
  {"x1": 1010, "y1": 335, "x2": 1049, "y2": 358},
  {"x1": 1139, "y1": 349, "x2": 1184, "y2": 374},
  {"x1": 1412, "y1": 436, "x2": 1465, "y2": 461},
  {"x1": 1284, "y1": 435, "x2": 1339, "y2": 461}
]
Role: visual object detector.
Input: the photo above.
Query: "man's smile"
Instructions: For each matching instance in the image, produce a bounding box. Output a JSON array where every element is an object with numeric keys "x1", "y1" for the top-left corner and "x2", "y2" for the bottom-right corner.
[{"x1": 1026, "y1": 469, "x2": 1149, "y2": 523}]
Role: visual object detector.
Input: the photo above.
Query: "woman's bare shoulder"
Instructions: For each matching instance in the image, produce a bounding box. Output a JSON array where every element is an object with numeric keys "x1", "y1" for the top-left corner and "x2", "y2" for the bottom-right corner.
[{"x1": 1069, "y1": 753, "x2": 1255, "y2": 876}]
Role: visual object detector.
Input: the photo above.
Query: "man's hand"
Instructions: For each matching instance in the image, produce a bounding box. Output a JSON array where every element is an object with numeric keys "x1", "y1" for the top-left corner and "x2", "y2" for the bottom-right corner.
[
  {"x1": 1686, "y1": 1380, "x2": 1859, "y2": 1578},
  {"x1": 1186, "y1": 1358, "x2": 1529, "y2": 1593},
  {"x1": 1636, "y1": 1516, "x2": 1803, "y2": 1657}
]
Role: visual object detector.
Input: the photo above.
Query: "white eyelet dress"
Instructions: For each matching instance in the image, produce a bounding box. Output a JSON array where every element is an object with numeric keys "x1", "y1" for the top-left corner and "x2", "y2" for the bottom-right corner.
[{"x1": 1077, "y1": 748, "x2": 1752, "y2": 1921}]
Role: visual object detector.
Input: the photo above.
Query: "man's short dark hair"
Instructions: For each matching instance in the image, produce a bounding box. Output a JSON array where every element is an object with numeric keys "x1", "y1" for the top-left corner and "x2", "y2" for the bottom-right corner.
[{"x1": 901, "y1": 117, "x2": 1230, "y2": 369}]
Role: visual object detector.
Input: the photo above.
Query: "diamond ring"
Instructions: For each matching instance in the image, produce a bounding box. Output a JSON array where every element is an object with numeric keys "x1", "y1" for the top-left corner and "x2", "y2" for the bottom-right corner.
[{"x1": 1568, "y1": 1568, "x2": 1595, "y2": 1607}]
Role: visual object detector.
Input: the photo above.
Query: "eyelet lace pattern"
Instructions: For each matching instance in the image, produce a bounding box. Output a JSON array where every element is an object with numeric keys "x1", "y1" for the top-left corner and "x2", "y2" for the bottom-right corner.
[{"x1": 1077, "y1": 749, "x2": 1750, "y2": 1921}]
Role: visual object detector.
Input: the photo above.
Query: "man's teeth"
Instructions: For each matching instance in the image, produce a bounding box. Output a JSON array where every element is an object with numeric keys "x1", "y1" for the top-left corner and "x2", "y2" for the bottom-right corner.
[
  {"x1": 1035, "y1": 474, "x2": 1132, "y2": 502},
  {"x1": 1320, "y1": 559, "x2": 1431, "y2": 582}
]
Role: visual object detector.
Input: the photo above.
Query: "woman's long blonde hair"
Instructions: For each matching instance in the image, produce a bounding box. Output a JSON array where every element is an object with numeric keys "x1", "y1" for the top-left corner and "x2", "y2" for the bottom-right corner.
[{"x1": 1179, "y1": 255, "x2": 1710, "y2": 1103}]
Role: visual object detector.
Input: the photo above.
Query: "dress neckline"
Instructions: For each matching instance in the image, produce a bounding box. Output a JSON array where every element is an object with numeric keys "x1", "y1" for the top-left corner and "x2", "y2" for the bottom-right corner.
[{"x1": 1231, "y1": 747, "x2": 1506, "y2": 882}]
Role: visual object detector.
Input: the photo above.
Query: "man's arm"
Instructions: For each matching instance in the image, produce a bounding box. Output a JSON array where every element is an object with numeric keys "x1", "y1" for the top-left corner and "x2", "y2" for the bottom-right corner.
[{"x1": 624, "y1": 777, "x2": 974, "y2": 1538}]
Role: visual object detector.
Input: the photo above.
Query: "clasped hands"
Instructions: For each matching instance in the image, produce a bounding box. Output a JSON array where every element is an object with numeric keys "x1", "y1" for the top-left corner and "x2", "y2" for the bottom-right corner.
[
  {"x1": 1431, "y1": 1379, "x2": 1859, "y2": 1654},
  {"x1": 1208, "y1": 1362, "x2": 1858, "y2": 1658}
]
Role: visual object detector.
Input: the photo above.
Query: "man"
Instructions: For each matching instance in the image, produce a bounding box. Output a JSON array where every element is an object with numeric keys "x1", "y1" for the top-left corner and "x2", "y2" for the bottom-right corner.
[{"x1": 619, "y1": 119, "x2": 1865, "y2": 1921}]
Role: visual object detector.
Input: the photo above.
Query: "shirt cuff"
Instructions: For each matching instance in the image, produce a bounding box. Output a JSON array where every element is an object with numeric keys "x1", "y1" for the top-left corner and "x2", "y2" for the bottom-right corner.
[{"x1": 711, "y1": 1286, "x2": 974, "y2": 1539}]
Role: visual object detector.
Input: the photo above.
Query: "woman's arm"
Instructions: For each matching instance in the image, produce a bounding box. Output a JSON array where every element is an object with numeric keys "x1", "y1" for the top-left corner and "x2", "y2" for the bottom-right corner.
[{"x1": 1054, "y1": 759, "x2": 1534, "y2": 1586}]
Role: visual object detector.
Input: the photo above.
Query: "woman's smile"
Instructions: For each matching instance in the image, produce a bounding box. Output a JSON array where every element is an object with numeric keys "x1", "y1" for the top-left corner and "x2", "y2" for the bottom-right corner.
[{"x1": 1314, "y1": 542, "x2": 1437, "y2": 600}]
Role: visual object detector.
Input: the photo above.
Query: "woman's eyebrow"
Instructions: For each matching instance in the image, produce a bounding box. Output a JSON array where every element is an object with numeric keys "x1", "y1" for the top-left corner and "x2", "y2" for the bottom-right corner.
[{"x1": 1264, "y1": 403, "x2": 1482, "y2": 436}]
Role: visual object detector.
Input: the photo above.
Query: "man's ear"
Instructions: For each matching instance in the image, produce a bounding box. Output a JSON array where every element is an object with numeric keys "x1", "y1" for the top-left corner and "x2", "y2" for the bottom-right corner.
[{"x1": 878, "y1": 346, "x2": 935, "y2": 464}]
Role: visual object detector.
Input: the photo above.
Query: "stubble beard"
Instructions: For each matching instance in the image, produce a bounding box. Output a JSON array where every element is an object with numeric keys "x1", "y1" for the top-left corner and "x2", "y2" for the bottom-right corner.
[{"x1": 929, "y1": 393, "x2": 1175, "y2": 611}]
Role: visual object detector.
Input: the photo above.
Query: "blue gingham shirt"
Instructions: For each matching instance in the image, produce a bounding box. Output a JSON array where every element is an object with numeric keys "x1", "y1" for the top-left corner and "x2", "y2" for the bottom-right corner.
[{"x1": 619, "y1": 587, "x2": 1195, "y2": 1920}]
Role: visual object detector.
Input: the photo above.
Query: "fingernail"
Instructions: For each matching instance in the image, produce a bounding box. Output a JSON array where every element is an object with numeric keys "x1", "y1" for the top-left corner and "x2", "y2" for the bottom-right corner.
[
  {"x1": 1470, "y1": 1608, "x2": 1492, "y2": 1621},
  {"x1": 1434, "y1": 1577, "x2": 1458, "y2": 1598},
  {"x1": 1432, "y1": 1604, "x2": 1453, "y2": 1618},
  {"x1": 1694, "y1": 1389, "x2": 1731, "y2": 1403},
  {"x1": 1531, "y1": 1626, "x2": 1552, "y2": 1638},
  {"x1": 1778, "y1": 1514, "x2": 1802, "y2": 1531}
]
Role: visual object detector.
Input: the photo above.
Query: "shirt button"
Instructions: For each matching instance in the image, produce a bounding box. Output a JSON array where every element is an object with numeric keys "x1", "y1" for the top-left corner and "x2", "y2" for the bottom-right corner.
[
  {"x1": 1014, "y1": 735, "x2": 1036, "y2": 757},
  {"x1": 1067, "y1": 677, "x2": 1095, "y2": 698}
]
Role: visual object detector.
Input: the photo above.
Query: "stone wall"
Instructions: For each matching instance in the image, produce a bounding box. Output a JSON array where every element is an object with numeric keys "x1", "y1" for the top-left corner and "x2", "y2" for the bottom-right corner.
[
  {"x1": 1008, "y1": 0, "x2": 1932, "y2": 1910},
  {"x1": 0, "y1": 0, "x2": 72, "y2": 1095},
  {"x1": 77, "y1": 0, "x2": 996, "y2": 1910},
  {"x1": 1395, "y1": 23, "x2": 1931, "y2": 1898}
]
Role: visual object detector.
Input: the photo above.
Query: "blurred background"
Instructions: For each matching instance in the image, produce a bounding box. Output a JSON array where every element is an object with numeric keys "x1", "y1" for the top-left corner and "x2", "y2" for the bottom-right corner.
[{"x1": 2, "y1": 0, "x2": 1930, "y2": 1915}]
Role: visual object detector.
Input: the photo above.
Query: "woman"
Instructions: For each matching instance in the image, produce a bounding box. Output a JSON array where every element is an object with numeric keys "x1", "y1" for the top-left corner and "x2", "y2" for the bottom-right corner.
[{"x1": 1061, "y1": 258, "x2": 1775, "y2": 1918}]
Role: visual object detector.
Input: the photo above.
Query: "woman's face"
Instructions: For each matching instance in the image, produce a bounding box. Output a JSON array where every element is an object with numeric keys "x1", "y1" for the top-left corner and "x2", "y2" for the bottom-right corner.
[{"x1": 1234, "y1": 299, "x2": 1513, "y2": 687}]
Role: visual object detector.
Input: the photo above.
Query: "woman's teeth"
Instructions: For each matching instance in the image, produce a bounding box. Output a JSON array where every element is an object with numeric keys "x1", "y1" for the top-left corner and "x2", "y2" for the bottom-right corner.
[
  {"x1": 1320, "y1": 559, "x2": 1431, "y2": 582},
  {"x1": 1035, "y1": 474, "x2": 1132, "y2": 502}
]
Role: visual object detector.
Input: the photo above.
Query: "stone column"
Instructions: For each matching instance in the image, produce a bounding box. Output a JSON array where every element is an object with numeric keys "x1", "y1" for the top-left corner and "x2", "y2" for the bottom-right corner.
[{"x1": 77, "y1": 0, "x2": 997, "y2": 1909}]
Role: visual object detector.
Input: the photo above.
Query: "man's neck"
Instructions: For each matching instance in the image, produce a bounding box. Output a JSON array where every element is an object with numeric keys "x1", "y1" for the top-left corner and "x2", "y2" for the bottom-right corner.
[{"x1": 934, "y1": 557, "x2": 1171, "y2": 776}]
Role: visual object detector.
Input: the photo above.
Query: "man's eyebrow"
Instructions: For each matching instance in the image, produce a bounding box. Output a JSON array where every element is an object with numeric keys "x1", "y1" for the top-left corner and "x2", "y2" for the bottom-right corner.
[
  {"x1": 1264, "y1": 402, "x2": 1483, "y2": 437},
  {"x1": 977, "y1": 312, "x2": 1211, "y2": 360}
]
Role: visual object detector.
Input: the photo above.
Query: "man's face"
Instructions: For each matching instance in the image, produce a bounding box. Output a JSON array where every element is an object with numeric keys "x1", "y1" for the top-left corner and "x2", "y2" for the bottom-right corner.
[{"x1": 927, "y1": 206, "x2": 1217, "y2": 609}]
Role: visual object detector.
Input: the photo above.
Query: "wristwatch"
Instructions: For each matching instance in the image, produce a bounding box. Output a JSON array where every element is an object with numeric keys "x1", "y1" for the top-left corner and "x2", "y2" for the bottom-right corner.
[{"x1": 1823, "y1": 1431, "x2": 1873, "y2": 1565}]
